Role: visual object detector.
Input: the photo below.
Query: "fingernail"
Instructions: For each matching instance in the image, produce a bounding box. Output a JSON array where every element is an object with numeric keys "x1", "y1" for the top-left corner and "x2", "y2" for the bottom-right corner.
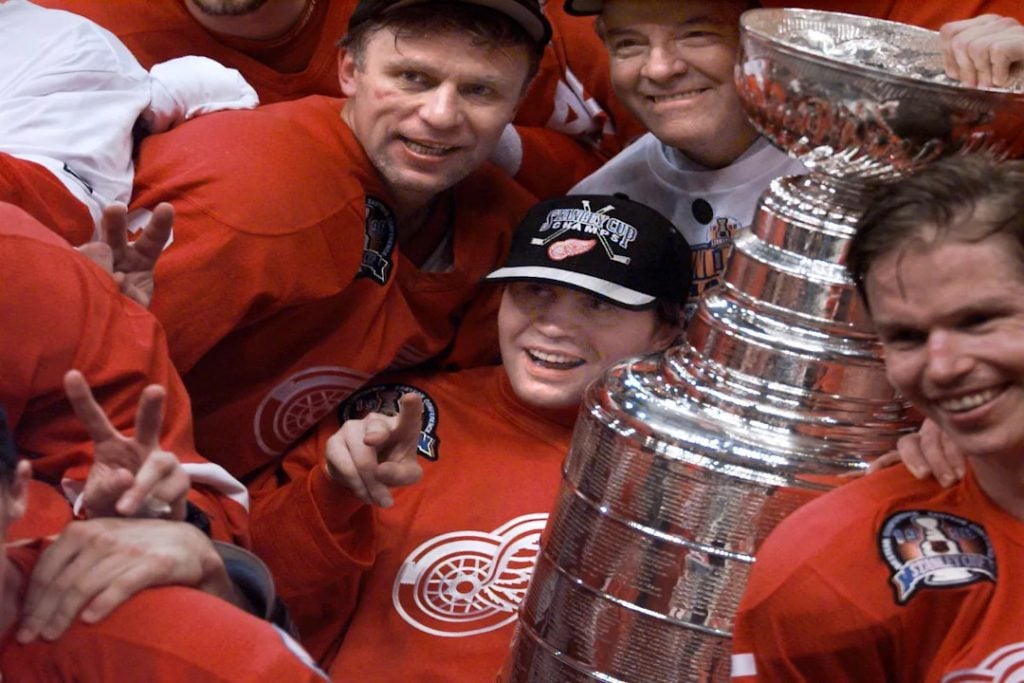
[
  {"x1": 16, "y1": 628, "x2": 33, "y2": 644},
  {"x1": 379, "y1": 495, "x2": 394, "y2": 508},
  {"x1": 940, "y1": 474, "x2": 954, "y2": 487},
  {"x1": 954, "y1": 467, "x2": 965, "y2": 479},
  {"x1": 910, "y1": 466, "x2": 928, "y2": 479}
]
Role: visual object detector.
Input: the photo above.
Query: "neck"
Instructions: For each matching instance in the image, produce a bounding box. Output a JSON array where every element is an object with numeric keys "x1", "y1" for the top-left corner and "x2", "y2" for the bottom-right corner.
[
  {"x1": 548, "y1": 403, "x2": 582, "y2": 428},
  {"x1": 968, "y1": 454, "x2": 1024, "y2": 521},
  {"x1": 184, "y1": 0, "x2": 312, "y2": 40},
  {"x1": 393, "y1": 195, "x2": 436, "y2": 235}
]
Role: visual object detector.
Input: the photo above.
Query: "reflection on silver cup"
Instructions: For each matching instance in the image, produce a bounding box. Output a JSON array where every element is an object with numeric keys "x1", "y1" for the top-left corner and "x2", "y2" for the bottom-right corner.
[{"x1": 502, "y1": 9, "x2": 1024, "y2": 682}]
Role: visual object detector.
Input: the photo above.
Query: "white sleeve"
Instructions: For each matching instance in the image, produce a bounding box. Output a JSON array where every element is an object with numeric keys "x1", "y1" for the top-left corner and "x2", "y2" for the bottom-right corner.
[{"x1": 144, "y1": 56, "x2": 260, "y2": 133}]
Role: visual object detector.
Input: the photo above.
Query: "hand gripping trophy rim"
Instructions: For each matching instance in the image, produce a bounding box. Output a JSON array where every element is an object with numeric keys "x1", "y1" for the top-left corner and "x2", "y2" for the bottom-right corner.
[{"x1": 737, "y1": 8, "x2": 1024, "y2": 180}]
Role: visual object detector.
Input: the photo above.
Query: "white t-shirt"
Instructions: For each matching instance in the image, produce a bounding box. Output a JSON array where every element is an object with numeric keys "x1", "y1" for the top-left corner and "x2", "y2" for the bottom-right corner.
[
  {"x1": 572, "y1": 133, "x2": 807, "y2": 303},
  {"x1": 0, "y1": 0, "x2": 257, "y2": 230}
]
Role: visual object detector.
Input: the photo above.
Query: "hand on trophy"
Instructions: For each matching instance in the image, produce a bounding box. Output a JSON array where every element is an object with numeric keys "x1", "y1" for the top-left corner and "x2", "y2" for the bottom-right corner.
[{"x1": 940, "y1": 14, "x2": 1024, "y2": 88}]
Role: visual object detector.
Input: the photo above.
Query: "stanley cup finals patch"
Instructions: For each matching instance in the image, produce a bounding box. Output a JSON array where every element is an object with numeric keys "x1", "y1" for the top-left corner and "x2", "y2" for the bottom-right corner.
[
  {"x1": 878, "y1": 510, "x2": 996, "y2": 605},
  {"x1": 358, "y1": 196, "x2": 397, "y2": 285},
  {"x1": 336, "y1": 383, "x2": 439, "y2": 461}
]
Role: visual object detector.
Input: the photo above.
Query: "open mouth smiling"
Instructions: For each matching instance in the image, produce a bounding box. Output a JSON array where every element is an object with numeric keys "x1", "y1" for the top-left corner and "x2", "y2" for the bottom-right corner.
[
  {"x1": 526, "y1": 349, "x2": 585, "y2": 370},
  {"x1": 936, "y1": 386, "x2": 1005, "y2": 413},
  {"x1": 647, "y1": 87, "x2": 711, "y2": 104},
  {"x1": 400, "y1": 136, "x2": 457, "y2": 157}
]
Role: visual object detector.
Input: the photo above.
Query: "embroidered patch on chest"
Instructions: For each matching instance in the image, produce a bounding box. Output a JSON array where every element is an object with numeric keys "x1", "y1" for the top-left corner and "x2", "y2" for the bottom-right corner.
[
  {"x1": 878, "y1": 510, "x2": 996, "y2": 605},
  {"x1": 358, "y1": 196, "x2": 397, "y2": 285},
  {"x1": 337, "y1": 383, "x2": 439, "y2": 461},
  {"x1": 254, "y1": 366, "x2": 371, "y2": 456}
]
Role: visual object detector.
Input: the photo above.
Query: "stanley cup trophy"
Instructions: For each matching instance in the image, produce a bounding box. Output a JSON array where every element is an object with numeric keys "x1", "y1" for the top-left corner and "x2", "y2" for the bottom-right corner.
[{"x1": 502, "y1": 9, "x2": 1024, "y2": 682}]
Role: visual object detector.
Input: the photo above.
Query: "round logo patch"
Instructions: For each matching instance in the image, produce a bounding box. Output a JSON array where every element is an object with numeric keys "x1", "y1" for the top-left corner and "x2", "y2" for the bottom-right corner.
[
  {"x1": 943, "y1": 641, "x2": 1024, "y2": 682},
  {"x1": 253, "y1": 366, "x2": 371, "y2": 456},
  {"x1": 393, "y1": 513, "x2": 548, "y2": 638}
]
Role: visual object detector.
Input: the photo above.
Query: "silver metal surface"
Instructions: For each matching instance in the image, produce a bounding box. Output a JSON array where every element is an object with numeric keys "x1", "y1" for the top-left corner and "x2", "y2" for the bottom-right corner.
[
  {"x1": 739, "y1": 9, "x2": 1024, "y2": 180},
  {"x1": 502, "y1": 8, "x2": 1024, "y2": 682}
]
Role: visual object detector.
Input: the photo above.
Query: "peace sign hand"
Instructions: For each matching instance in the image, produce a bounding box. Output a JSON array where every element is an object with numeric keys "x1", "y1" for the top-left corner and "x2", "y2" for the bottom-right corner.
[{"x1": 64, "y1": 370, "x2": 189, "y2": 521}]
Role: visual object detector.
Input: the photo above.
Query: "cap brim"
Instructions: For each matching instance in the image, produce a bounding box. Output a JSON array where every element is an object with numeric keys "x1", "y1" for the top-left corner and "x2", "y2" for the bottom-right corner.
[
  {"x1": 485, "y1": 265, "x2": 655, "y2": 309},
  {"x1": 564, "y1": 0, "x2": 604, "y2": 16},
  {"x1": 388, "y1": 0, "x2": 551, "y2": 42}
]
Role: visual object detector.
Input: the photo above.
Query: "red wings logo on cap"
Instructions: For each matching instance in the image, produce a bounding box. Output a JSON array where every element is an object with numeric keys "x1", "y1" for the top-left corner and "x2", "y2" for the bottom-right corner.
[{"x1": 548, "y1": 238, "x2": 596, "y2": 261}]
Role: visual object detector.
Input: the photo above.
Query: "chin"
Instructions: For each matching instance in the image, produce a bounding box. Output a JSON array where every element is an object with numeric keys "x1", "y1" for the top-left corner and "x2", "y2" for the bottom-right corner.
[
  {"x1": 396, "y1": 169, "x2": 466, "y2": 197},
  {"x1": 645, "y1": 122, "x2": 704, "y2": 151},
  {"x1": 512, "y1": 382, "x2": 581, "y2": 411},
  {"x1": 947, "y1": 429, "x2": 1019, "y2": 461},
  {"x1": 532, "y1": 396, "x2": 580, "y2": 411}
]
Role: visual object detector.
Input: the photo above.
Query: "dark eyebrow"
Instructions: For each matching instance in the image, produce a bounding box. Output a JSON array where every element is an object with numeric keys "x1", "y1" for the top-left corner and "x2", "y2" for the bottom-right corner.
[
  {"x1": 678, "y1": 14, "x2": 734, "y2": 26},
  {"x1": 874, "y1": 298, "x2": 1013, "y2": 335},
  {"x1": 384, "y1": 57, "x2": 504, "y2": 90},
  {"x1": 602, "y1": 27, "x2": 644, "y2": 39},
  {"x1": 870, "y1": 318, "x2": 911, "y2": 338}
]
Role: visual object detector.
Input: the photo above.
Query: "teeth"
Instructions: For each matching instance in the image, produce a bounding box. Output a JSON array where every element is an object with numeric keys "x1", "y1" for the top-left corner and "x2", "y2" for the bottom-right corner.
[
  {"x1": 527, "y1": 349, "x2": 584, "y2": 368},
  {"x1": 651, "y1": 89, "x2": 707, "y2": 103},
  {"x1": 403, "y1": 138, "x2": 454, "y2": 156},
  {"x1": 938, "y1": 389, "x2": 1000, "y2": 412}
]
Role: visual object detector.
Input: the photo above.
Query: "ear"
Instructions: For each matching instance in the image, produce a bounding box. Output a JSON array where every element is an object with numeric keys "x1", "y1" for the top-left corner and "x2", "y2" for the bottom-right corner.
[
  {"x1": 651, "y1": 320, "x2": 681, "y2": 352},
  {"x1": 338, "y1": 49, "x2": 359, "y2": 98},
  {"x1": 4, "y1": 461, "x2": 31, "y2": 525}
]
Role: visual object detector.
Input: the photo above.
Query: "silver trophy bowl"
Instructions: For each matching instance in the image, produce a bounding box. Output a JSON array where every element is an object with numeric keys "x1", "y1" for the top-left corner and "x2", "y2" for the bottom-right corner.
[
  {"x1": 739, "y1": 9, "x2": 1024, "y2": 180},
  {"x1": 502, "y1": 9, "x2": 1024, "y2": 683}
]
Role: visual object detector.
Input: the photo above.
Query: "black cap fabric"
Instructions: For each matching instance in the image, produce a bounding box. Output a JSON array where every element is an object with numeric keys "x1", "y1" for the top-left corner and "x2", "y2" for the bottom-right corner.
[
  {"x1": 486, "y1": 195, "x2": 692, "y2": 309},
  {"x1": 563, "y1": 0, "x2": 603, "y2": 16},
  {"x1": 350, "y1": 0, "x2": 552, "y2": 45}
]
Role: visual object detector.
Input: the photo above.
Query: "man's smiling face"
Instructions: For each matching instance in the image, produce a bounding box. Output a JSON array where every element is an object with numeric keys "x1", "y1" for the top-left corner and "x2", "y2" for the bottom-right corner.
[
  {"x1": 340, "y1": 27, "x2": 529, "y2": 215},
  {"x1": 600, "y1": 0, "x2": 758, "y2": 168}
]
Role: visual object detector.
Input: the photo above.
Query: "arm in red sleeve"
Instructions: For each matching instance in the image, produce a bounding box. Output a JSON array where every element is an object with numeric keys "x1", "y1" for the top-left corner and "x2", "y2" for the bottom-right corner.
[
  {"x1": 248, "y1": 414, "x2": 377, "y2": 664},
  {"x1": 0, "y1": 203, "x2": 249, "y2": 545}
]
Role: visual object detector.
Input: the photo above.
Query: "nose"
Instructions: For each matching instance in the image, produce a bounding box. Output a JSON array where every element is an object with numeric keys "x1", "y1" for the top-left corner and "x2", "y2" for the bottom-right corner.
[
  {"x1": 924, "y1": 329, "x2": 974, "y2": 386},
  {"x1": 418, "y1": 83, "x2": 462, "y2": 129},
  {"x1": 534, "y1": 292, "x2": 584, "y2": 336},
  {"x1": 641, "y1": 44, "x2": 687, "y2": 83}
]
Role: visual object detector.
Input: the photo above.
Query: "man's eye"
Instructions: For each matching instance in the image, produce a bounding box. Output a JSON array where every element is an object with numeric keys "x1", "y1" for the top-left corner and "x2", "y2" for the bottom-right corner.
[
  {"x1": 463, "y1": 84, "x2": 495, "y2": 99},
  {"x1": 880, "y1": 330, "x2": 925, "y2": 348},
  {"x1": 398, "y1": 71, "x2": 426, "y2": 86},
  {"x1": 680, "y1": 24, "x2": 735, "y2": 45},
  {"x1": 524, "y1": 283, "x2": 551, "y2": 297},
  {"x1": 960, "y1": 312, "x2": 996, "y2": 330},
  {"x1": 586, "y1": 296, "x2": 614, "y2": 312},
  {"x1": 675, "y1": 31, "x2": 718, "y2": 47},
  {"x1": 609, "y1": 38, "x2": 645, "y2": 57}
]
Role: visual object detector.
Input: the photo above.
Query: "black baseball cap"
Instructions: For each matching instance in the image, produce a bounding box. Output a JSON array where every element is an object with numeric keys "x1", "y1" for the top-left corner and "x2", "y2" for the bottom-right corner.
[
  {"x1": 486, "y1": 195, "x2": 692, "y2": 309},
  {"x1": 350, "y1": 0, "x2": 552, "y2": 45},
  {"x1": 563, "y1": 0, "x2": 603, "y2": 15}
]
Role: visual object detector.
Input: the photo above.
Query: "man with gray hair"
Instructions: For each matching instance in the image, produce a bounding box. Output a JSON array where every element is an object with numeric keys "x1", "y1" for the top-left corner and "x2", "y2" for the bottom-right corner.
[{"x1": 566, "y1": 0, "x2": 806, "y2": 307}]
